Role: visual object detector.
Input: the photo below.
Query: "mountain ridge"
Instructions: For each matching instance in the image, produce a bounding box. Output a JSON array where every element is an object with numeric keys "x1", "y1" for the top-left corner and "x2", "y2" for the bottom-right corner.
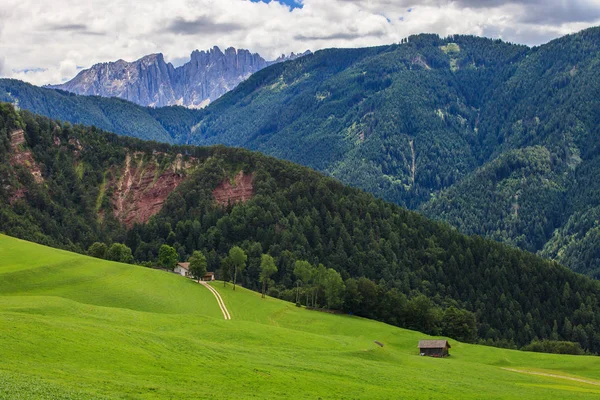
[{"x1": 47, "y1": 47, "x2": 311, "y2": 108}]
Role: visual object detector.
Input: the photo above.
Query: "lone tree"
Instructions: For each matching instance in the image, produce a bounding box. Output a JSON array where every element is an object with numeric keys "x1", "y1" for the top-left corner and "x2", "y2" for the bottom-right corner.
[
  {"x1": 158, "y1": 244, "x2": 178, "y2": 270},
  {"x1": 259, "y1": 254, "x2": 278, "y2": 298},
  {"x1": 188, "y1": 251, "x2": 207, "y2": 282},
  {"x1": 88, "y1": 242, "x2": 108, "y2": 259},
  {"x1": 229, "y1": 246, "x2": 247, "y2": 291}
]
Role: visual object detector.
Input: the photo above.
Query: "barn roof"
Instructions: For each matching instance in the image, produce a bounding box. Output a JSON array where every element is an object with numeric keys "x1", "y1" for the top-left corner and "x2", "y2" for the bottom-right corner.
[{"x1": 418, "y1": 340, "x2": 451, "y2": 349}]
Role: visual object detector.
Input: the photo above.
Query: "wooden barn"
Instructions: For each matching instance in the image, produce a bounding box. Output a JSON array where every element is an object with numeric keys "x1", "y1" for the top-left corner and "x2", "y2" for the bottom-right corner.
[
  {"x1": 203, "y1": 272, "x2": 215, "y2": 281},
  {"x1": 418, "y1": 340, "x2": 451, "y2": 357}
]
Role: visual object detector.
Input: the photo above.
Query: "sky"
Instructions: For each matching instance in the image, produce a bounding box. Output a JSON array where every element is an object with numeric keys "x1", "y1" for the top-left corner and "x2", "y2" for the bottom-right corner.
[{"x1": 1, "y1": 0, "x2": 599, "y2": 86}]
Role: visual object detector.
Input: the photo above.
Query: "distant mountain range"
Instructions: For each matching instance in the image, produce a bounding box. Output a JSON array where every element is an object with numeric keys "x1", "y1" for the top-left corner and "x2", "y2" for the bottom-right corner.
[{"x1": 47, "y1": 47, "x2": 311, "y2": 108}]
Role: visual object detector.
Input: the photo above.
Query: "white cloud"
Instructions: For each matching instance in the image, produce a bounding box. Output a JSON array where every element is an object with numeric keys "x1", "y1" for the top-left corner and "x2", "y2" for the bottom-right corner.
[{"x1": 0, "y1": 0, "x2": 599, "y2": 85}]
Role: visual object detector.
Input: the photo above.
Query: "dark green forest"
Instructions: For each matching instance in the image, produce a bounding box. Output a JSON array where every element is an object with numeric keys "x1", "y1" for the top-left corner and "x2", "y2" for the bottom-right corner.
[
  {"x1": 2, "y1": 104, "x2": 600, "y2": 354},
  {"x1": 4, "y1": 27, "x2": 600, "y2": 276}
]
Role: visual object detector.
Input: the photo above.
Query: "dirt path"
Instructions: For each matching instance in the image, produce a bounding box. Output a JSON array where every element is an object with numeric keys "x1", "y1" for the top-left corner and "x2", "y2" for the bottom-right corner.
[
  {"x1": 200, "y1": 281, "x2": 231, "y2": 320},
  {"x1": 502, "y1": 368, "x2": 600, "y2": 386}
]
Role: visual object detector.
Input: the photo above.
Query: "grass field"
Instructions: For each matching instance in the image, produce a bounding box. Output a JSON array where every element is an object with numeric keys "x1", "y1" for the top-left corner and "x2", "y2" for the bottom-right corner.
[{"x1": 1, "y1": 234, "x2": 599, "y2": 399}]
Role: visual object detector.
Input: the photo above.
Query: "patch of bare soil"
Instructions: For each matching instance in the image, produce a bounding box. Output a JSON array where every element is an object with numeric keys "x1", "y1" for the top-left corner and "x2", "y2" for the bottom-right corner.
[
  {"x1": 8, "y1": 129, "x2": 44, "y2": 202},
  {"x1": 212, "y1": 171, "x2": 254, "y2": 206},
  {"x1": 111, "y1": 153, "x2": 196, "y2": 227}
]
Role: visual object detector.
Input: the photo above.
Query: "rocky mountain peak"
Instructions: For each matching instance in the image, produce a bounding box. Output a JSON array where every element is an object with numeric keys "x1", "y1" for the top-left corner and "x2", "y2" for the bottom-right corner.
[{"x1": 48, "y1": 47, "x2": 311, "y2": 108}]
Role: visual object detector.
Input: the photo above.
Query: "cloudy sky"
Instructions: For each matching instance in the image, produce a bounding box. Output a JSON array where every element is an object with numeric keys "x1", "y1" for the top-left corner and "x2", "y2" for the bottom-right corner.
[{"x1": 1, "y1": 0, "x2": 599, "y2": 86}]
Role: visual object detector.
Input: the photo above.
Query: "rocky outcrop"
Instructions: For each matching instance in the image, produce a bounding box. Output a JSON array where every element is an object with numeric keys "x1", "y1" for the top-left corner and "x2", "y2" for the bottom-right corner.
[
  {"x1": 110, "y1": 152, "x2": 197, "y2": 227},
  {"x1": 49, "y1": 47, "x2": 311, "y2": 109},
  {"x1": 9, "y1": 129, "x2": 43, "y2": 184},
  {"x1": 212, "y1": 171, "x2": 254, "y2": 206}
]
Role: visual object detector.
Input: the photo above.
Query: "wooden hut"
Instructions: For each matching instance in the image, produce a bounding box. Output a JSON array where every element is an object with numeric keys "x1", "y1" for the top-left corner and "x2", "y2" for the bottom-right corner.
[
  {"x1": 418, "y1": 340, "x2": 451, "y2": 357},
  {"x1": 202, "y1": 272, "x2": 215, "y2": 281}
]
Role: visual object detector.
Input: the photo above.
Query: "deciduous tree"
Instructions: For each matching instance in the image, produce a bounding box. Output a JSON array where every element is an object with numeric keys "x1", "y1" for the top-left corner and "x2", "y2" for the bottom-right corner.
[
  {"x1": 158, "y1": 244, "x2": 178, "y2": 270},
  {"x1": 259, "y1": 254, "x2": 278, "y2": 298},
  {"x1": 189, "y1": 250, "x2": 207, "y2": 282},
  {"x1": 229, "y1": 246, "x2": 247, "y2": 291},
  {"x1": 88, "y1": 242, "x2": 107, "y2": 259},
  {"x1": 323, "y1": 268, "x2": 345, "y2": 309},
  {"x1": 293, "y1": 260, "x2": 312, "y2": 305},
  {"x1": 106, "y1": 243, "x2": 134, "y2": 264}
]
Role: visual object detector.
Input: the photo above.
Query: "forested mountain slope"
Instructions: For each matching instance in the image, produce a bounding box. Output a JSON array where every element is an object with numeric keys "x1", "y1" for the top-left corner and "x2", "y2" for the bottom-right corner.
[
  {"x1": 4, "y1": 27, "x2": 600, "y2": 275},
  {"x1": 0, "y1": 79, "x2": 201, "y2": 144},
  {"x1": 2, "y1": 104, "x2": 600, "y2": 353},
  {"x1": 421, "y1": 28, "x2": 600, "y2": 277},
  {"x1": 175, "y1": 26, "x2": 600, "y2": 277},
  {"x1": 189, "y1": 34, "x2": 528, "y2": 208}
]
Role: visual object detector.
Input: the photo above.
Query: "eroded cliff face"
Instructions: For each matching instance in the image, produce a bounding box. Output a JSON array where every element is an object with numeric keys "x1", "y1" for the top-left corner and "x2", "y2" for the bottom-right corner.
[
  {"x1": 7, "y1": 129, "x2": 44, "y2": 203},
  {"x1": 212, "y1": 171, "x2": 254, "y2": 206},
  {"x1": 6, "y1": 124, "x2": 254, "y2": 225},
  {"x1": 9, "y1": 129, "x2": 43, "y2": 184},
  {"x1": 48, "y1": 47, "x2": 311, "y2": 108},
  {"x1": 107, "y1": 152, "x2": 198, "y2": 227}
]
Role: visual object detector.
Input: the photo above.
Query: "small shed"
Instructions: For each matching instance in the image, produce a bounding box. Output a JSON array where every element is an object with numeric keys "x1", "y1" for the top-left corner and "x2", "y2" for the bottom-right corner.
[
  {"x1": 174, "y1": 262, "x2": 190, "y2": 277},
  {"x1": 202, "y1": 272, "x2": 215, "y2": 281},
  {"x1": 418, "y1": 340, "x2": 451, "y2": 357}
]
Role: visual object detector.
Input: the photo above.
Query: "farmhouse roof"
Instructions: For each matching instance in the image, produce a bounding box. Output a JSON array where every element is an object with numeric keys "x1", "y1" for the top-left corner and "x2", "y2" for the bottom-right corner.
[
  {"x1": 418, "y1": 340, "x2": 451, "y2": 349},
  {"x1": 177, "y1": 262, "x2": 190, "y2": 270}
]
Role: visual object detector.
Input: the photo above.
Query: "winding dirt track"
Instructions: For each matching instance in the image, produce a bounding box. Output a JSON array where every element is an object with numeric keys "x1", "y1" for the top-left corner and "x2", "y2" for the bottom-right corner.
[
  {"x1": 502, "y1": 368, "x2": 600, "y2": 386},
  {"x1": 200, "y1": 281, "x2": 231, "y2": 320}
]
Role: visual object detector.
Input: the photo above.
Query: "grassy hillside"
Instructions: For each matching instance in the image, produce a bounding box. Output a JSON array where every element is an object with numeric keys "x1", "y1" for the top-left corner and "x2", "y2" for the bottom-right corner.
[{"x1": 1, "y1": 235, "x2": 600, "y2": 399}]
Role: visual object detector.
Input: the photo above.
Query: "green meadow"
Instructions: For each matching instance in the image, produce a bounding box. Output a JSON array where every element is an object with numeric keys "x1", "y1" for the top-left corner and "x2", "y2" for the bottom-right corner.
[{"x1": 0, "y1": 234, "x2": 599, "y2": 399}]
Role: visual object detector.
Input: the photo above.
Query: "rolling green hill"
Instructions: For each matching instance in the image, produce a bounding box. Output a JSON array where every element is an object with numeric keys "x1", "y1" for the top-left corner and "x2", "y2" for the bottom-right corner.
[
  {"x1": 1, "y1": 234, "x2": 600, "y2": 399},
  {"x1": 2, "y1": 104, "x2": 600, "y2": 354},
  {"x1": 5, "y1": 28, "x2": 600, "y2": 276}
]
